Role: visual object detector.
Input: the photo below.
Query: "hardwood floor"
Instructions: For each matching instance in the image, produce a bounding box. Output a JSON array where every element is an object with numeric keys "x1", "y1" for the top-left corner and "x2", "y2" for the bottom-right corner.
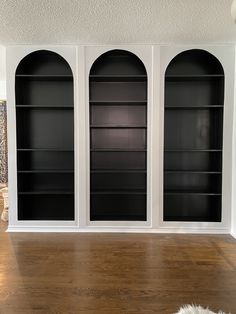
[
  {"x1": 0, "y1": 207, "x2": 7, "y2": 232},
  {"x1": 0, "y1": 232, "x2": 236, "y2": 313}
]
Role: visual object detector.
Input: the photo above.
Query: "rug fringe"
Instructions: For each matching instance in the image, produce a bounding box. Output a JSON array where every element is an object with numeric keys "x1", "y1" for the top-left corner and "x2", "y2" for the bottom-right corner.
[{"x1": 175, "y1": 304, "x2": 228, "y2": 314}]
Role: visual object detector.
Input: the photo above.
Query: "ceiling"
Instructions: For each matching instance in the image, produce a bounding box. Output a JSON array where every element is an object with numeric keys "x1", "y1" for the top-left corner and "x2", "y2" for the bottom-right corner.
[{"x1": 0, "y1": 0, "x2": 235, "y2": 45}]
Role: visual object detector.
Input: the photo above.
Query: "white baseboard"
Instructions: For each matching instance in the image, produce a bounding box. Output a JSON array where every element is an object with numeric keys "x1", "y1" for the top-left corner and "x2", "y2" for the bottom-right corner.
[
  {"x1": 7, "y1": 226, "x2": 230, "y2": 234},
  {"x1": 7, "y1": 226, "x2": 79, "y2": 232},
  {"x1": 230, "y1": 231, "x2": 236, "y2": 239}
]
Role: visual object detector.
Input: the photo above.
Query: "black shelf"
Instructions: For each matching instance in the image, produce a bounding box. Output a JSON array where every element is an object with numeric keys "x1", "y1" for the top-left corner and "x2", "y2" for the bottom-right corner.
[
  {"x1": 18, "y1": 170, "x2": 73, "y2": 173},
  {"x1": 90, "y1": 215, "x2": 146, "y2": 221},
  {"x1": 90, "y1": 148, "x2": 146, "y2": 152},
  {"x1": 91, "y1": 191, "x2": 146, "y2": 195},
  {"x1": 89, "y1": 74, "x2": 147, "y2": 82},
  {"x1": 17, "y1": 148, "x2": 73, "y2": 152},
  {"x1": 164, "y1": 191, "x2": 221, "y2": 196},
  {"x1": 89, "y1": 49, "x2": 147, "y2": 221},
  {"x1": 16, "y1": 105, "x2": 73, "y2": 109},
  {"x1": 91, "y1": 169, "x2": 146, "y2": 173},
  {"x1": 90, "y1": 125, "x2": 146, "y2": 128},
  {"x1": 165, "y1": 105, "x2": 223, "y2": 109},
  {"x1": 164, "y1": 216, "x2": 221, "y2": 222},
  {"x1": 16, "y1": 74, "x2": 73, "y2": 81},
  {"x1": 164, "y1": 149, "x2": 222, "y2": 152},
  {"x1": 90, "y1": 100, "x2": 147, "y2": 105},
  {"x1": 16, "y1": 50, "x2": 74, "y2": 221},
  {"x1": 164, "y1": 49, "x2": 224, "y2": 222},
  {"x1": 18, "y1": 191, "x2": 74, "y2": 195},
  {"x1": 165, "y1": 170, "x2": 222, "y2": 174},
  {"x1": 165, "y1": 74, "x2": 224, "y2": 81}
]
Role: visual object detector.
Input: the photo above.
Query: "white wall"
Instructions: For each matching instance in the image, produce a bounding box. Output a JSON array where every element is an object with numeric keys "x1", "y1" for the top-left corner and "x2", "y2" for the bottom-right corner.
[{"x1": 0, "y1": 45, "x2": 6, "y2": 100}]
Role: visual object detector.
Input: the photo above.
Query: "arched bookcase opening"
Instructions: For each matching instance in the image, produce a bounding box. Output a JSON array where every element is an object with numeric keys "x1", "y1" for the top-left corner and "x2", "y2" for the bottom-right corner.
[
  {"x1": 164, "y1": 49, "x2": 224, "y2": 222},
  {"x1": 15, "y1": 50, "x2": 74, "y2": 220},
  {"x1": 89, "y1": 49, "x2": 147, "y2": 221}
]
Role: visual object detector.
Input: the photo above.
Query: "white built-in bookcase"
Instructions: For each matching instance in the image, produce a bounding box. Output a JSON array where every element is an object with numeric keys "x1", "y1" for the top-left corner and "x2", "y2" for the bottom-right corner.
[{"x1": 6, "y1": 45, "x2": 236, "y2": 237}]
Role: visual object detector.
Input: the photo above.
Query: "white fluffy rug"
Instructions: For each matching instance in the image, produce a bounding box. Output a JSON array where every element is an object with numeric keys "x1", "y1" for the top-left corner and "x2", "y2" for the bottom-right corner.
[{"x1": 176, "y1": 305, "x2": 228, "y2": 314}]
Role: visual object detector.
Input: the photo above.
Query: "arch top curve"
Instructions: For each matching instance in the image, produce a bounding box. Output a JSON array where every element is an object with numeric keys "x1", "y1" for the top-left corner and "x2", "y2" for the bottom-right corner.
[
  {"x1": 165, "y1": 49, "x2": 224, "y2": 76},
  {"x1": 16, "y1": 50, "x2": 73, "y2": 76},
  {"x1": 89, "y1": 49, "x2": 147, "y2": 76}
]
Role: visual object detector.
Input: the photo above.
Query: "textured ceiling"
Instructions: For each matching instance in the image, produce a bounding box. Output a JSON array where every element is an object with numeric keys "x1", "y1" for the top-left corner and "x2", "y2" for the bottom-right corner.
[{"x1": 0, "y1": 0, "x2": 235, "y2": 45}]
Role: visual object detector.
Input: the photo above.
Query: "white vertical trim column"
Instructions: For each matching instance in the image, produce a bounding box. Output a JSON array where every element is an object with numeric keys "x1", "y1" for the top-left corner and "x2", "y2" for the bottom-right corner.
[
  {"x1": 151, "y1": 45, "x2": 161, "y2": 228},
  {"x1": 231, "y1": 46, "x2": 236, "y2": 239},
  {"x1": 6, "y1": 47, "x2": 18, "y2": 227},
  {"x1": 74, "y1": 46, "x2": 79, "y2": 227},
  {"x1": 77, "y1": 45, "x2": 87, "y2": 228}
]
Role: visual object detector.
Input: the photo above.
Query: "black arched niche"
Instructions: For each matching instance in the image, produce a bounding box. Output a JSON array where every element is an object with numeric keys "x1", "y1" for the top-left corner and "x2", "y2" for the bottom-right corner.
[
  {"x1": 16, "y1": 50, "x2": 74, "y2": 220},
  {"x1": 164, "y1": 49, "x2": 224, "y2": 222},
  {"x1": 89, "y1": 49, "x2": 148, "y2": 221}
]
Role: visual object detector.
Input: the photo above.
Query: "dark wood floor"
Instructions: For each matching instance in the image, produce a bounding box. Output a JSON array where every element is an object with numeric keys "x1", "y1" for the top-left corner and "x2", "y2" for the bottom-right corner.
[{"x1": 0, "y1": 229, "x2": 236, "y2": 314}]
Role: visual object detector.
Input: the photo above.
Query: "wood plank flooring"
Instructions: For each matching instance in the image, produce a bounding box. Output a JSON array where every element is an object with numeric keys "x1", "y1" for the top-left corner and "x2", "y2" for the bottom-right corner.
[
  {"x1": 0, "y1": 207, "x2": 7, "y2": 233},
  {"x1": 0, "y1": 232, "x2": 236, "y2": 313}
]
